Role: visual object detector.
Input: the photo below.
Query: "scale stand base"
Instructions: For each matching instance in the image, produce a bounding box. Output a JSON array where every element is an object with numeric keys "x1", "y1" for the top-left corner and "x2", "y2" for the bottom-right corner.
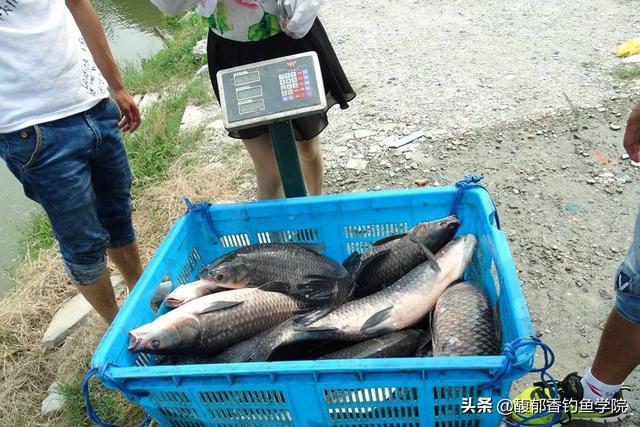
[{"x1": 268, "y1": 120, "x2": 307, "y2": 198}]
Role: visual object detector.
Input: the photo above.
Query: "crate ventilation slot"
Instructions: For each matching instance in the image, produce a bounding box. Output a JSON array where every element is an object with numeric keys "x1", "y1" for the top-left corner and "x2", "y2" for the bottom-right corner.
[
  {"x1": 344, "y1": 222, "x2": 409, "y2": 254},
  {"x1": 257, "y1": 228, "x2": 319, "y2": 244},
  {"x1": 324, "y1": 386, "x2": 419, "y2": 426},
  {"x1": 177, "y1": 248, "x2": 202, "y2": 285},
  {"x1": 199, "y1": 390, "x2": 293, "y2": 426},
  {"x1": 220, "y1": 233, "x2": 251, "y2": 248},
  {"x1": 434, "y1": 385, "x2": 480, "y2": 427}
]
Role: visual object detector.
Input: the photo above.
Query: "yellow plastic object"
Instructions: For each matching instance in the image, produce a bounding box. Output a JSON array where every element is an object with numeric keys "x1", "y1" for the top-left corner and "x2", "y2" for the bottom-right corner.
[{"x1": 616, "y1": 38, "x2": 640, "y2": 58}]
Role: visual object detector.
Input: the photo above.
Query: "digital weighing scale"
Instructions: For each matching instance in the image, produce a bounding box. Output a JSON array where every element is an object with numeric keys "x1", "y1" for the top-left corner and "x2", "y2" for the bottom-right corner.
[{"x1": 217, "y1": 52, "x2": 327, "y2": 198}]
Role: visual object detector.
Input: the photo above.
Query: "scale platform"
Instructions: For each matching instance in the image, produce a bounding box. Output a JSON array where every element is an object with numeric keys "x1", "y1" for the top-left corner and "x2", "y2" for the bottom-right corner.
[{"x1": 217, "y1": 52, "x2": 327, "y2": 131}]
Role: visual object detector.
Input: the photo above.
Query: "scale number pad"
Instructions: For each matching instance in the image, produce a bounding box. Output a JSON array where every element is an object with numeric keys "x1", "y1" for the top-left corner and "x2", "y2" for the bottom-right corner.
[{"x1": 278, "y1": 68, "x2": 312, "y2": 102}]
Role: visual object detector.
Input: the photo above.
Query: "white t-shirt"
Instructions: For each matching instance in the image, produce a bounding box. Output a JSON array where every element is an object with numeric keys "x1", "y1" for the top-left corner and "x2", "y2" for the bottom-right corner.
[{"x1": 0, "y1": 0, "x2": 109, "y2": 134}]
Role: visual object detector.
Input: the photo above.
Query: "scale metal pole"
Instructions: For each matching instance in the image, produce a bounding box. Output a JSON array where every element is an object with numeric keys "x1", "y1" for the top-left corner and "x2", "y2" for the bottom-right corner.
[{"x1": 268, "y1": 120, "x2": 307, "y2": 198}]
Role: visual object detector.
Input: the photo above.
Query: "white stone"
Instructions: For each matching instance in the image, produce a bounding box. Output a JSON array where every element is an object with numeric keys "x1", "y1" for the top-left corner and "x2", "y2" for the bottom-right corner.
[
  {"x1": 42, "y1": 277, "x2": 126, "y2": 349},
  {"x1": 209, "y1": 119, "x2": 225, "y2": 131},
  {"x1": 345, "y1": 159, "x2": 368, "y2": 170},
  {"x1": 195, "y1": 64, "x2": 209, "y2": 79},
  {"x1": 180, "y1": 105, "x2": 206, "y2": 132},
  {"x1": 368, "y1": 144, "x2": 383, "y2": 154},
  {"x1": 193, "y1": 39, "x2": 207, "y2": 57},
  {"x1": 41, "y1": 393, "x2": 65, "y2": 418},
  {"x1": 138, "y1": 92, "x2": 160, "y2": 114},
  {"x1": 353, "y1": 129, "x2": 377, "y2": 139},
  {"x1": 621, "y1": 54, "x2": 640, "y2": 64}
]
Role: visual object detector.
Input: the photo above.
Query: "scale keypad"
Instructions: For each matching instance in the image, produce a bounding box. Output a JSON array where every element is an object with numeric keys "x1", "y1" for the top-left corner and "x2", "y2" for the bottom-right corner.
[{"x1": 279, "y1": 68, "x2": 312, "y2": 102}]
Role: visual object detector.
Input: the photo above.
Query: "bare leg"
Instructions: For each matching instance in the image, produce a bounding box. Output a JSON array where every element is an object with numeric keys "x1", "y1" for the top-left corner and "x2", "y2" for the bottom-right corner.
[
  {"x1": 243, "y1": 134, "x2": 284, "y2": 200},
  {"x1": 295, "y1": 136, "x2": 324, "y2": 195},
  {"x1": 76, "y1": 270, "x2": 118, "y2": 324},
  {"x1": 108, "y1": 241, "x2": 143, "y2": 290},
  {"x1": 590, "y1": 309, "x2": 640, "y2": 384}
]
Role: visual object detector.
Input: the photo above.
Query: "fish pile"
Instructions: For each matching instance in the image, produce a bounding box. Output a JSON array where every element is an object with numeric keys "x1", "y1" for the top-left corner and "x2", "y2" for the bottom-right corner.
[{"x1": 129, "y1": 215, "x2": 502, "y2": 364}]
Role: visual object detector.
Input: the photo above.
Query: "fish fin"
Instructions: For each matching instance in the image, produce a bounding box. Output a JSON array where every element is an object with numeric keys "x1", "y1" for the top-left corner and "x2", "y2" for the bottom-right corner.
[
  {"x1": 345, "y1": 250, "x2": 392, "y2": 299},
  {"x1": 408, "y1": 234, "x2": 441, "y2": 271},
  {"x1": 258, "y1": 281, "x2": 294, "y2": 293},
  {"x1": 301, "y1": 326, "x2": 339, "y2": 335},
  {"x1": 361, "y1": 306, "x2": 394, "y2": 334},
  {"x1": 371, "y1": 233, "x2": 407, "y2": 246},
  {"x1": 198, "y1": 300, "x2": 244, "y2": 314},
  {"x1": 415, "y1": 329, "x2": 433, "y2": 356},
  {"x1": 293, "y1": 307, "x2": 335, "y2": 326},
  {"x1": 294, "y1": 278, "x2": 339, "y2": 304},
  {"x1": 294, "y1": 243, "x2": 326, "y2": 254}
]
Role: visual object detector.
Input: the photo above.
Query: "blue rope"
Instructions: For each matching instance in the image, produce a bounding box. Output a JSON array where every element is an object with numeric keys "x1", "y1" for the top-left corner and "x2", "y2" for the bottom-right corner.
[
  {"x1": 483, "y1": 336, "x2": 562, "y2": 427},
  {"x1": 183, "y1": 197, "x2": 220, "y2": 238},
  {"x1": 82, "y1": 364, "x2": 151, "y2": 427},
  {"x1": 450, "y1": 175, "x2": 501, "y2": 229}
]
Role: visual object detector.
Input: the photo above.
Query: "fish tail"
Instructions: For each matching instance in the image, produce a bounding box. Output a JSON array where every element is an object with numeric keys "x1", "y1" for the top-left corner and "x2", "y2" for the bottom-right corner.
[{"x1": 249, "y1": 326, "x2": 308, "y2": 362}]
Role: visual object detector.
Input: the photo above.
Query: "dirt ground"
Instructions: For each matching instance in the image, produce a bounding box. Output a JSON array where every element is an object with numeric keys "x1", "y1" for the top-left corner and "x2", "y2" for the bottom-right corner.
[
  {"x1": 321, "y1": 98, "x2": 640, "y2": 426},
  {"x1": 298, "y1": 1, "x2": 640, "y2": 424}
]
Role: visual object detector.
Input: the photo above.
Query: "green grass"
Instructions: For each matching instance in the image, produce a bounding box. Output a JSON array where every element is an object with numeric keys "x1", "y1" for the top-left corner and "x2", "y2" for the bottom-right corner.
[
  {"x1": 20, "y1": 211, "x2": 55, "y2": 260},
  {"x1": 612, "y1": 64, "x2": 640, "y2": 80},
  {"x1": 60, "y1": 373, "x2": 146, "y2": 427},
  {"x1": 20, "y1": 16, "x2": 209, "y2": 259},
  {"x1": 122, "y1": 14, "x2": 209, "y2": 94},
  {"x1": 124, "y1": 81, "x2": 206, "y2": 189}
]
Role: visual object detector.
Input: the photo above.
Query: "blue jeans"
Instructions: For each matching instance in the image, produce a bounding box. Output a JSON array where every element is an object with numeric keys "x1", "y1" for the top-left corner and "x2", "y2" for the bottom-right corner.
[
  {"x1": 615, "y1": 208, "x2": 640, "y2": 325},
  {"x1": 0, "y1": 98, "x2": 135, "y2": 285}
]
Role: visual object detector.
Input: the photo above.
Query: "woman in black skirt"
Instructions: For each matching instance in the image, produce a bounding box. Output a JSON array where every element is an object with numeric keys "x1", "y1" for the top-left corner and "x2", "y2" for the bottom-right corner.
[{"x1": 151, "y1": 0, "x2": 355, "y2": 199}]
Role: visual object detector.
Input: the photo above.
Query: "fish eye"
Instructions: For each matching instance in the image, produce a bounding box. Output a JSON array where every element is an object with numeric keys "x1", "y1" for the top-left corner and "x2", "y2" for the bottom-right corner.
[
  {"x1": 152, "y1": 339, "x2": 160, "y2": 349},
  {"x1": 215, "y1": 273, "x2": 224, "y2": 281}
]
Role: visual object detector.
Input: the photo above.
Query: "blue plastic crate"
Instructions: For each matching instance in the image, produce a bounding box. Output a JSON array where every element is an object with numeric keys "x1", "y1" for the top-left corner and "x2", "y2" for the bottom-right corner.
[{"x1": 91, "y1": 185, "x2": 535, "y2": 427}]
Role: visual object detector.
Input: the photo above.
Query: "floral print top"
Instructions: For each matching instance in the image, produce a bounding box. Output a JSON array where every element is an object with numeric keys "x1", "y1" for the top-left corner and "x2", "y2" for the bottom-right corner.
[{"x1": 205, "y1": 0, "x2": 282, "y2": 42}]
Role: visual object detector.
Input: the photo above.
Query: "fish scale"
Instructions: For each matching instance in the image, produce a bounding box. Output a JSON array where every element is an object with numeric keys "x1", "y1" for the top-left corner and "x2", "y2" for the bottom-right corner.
[
  {"x1": 432, "y1": 282, "x2": 500, "y2": 356},
  {"x1": 196, "y1": 290, "x2": 303, "y2": 352}
]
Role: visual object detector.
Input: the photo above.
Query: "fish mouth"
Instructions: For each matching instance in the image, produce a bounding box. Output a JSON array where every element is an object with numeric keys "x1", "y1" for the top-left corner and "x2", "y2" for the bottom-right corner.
[
  {"x1": 165, "y1": 296, "x2": 184, "y2": 308},
  {"x1": 128, "y1": 331, "x2": 144, "y2": 351}
]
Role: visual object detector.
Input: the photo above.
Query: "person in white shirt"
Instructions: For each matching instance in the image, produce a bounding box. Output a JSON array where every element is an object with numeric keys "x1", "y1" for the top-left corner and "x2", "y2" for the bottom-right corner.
[{"x1": 0, "y1": 0, "x2": 142, "y2": 324}]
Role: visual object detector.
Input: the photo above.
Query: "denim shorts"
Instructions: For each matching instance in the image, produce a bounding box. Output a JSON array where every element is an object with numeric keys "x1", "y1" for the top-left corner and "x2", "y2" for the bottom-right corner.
[
  {"x1": 614, "y1": 208, "x2": 640, "y2": 325},
  {"x1": 0, "y1": 98, "x2": 135, "y2": 285}
]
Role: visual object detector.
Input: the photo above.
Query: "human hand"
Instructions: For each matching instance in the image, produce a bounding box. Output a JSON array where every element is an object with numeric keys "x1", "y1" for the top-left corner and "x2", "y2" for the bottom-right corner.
[
  {"x1": 111, "y1": 89, "x2": 142, "y2": 133},
  {"x1": 624, "y1": 104, "x2": 640, "y2": 162}
]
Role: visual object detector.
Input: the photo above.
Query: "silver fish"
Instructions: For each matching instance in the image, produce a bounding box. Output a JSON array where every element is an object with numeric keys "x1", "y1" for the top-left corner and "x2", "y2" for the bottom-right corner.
[
  {"x1": 249, "y1": 235, "x2": 477, "y2": 361},
  {"x1": 128, "y1": 288, "x2": 303, "y2": 355},
  {"x1": 164, "y1": 279, "x2": 222, "y2": 308}
]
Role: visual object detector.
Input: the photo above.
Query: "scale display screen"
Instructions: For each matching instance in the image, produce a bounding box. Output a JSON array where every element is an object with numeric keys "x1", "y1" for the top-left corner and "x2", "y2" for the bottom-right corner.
[
  {"x1": 237, "y1": 86, "x2": 262, "y2": 101},
  {"x1": 217, "y1": 52, "x2": 327, "y2": 131},
  {"x1": 234, "y1": 71, "x2": 260, "y2": 86},
  {"x1": 238, "y1": 99, "x2": 265, "y2": 114}
]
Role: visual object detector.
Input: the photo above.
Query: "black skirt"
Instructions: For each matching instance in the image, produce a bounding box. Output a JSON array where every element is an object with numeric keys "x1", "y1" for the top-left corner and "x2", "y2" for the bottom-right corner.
[{"x1": 207, "y1": 19, "x2": 356, "y2": 140}]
